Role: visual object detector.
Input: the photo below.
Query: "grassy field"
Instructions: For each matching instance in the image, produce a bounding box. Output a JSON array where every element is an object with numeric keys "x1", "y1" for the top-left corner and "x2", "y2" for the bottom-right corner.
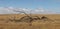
[{"x1": 0, "y1": 14, "x2": 60, "y2": 29}]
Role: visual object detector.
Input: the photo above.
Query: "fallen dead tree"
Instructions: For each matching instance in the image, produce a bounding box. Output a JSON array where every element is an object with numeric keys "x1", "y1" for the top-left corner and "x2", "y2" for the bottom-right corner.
[{"x1": 6, "y1": 9, "x2": 54, "y2": 26}]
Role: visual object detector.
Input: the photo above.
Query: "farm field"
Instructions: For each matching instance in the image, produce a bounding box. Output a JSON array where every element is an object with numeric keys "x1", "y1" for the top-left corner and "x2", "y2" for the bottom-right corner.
[{"x1": 0, "y1": 14, "x2": 60, "y2": 29}]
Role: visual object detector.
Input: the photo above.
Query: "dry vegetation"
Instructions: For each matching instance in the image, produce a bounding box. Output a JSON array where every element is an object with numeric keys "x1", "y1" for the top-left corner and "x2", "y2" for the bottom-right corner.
[{"x1": 0, "y1": 14, "x2": 60, "y2": 29}]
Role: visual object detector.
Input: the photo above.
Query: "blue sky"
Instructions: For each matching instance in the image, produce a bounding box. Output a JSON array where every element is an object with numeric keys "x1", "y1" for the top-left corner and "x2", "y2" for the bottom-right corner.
[
  {"x1": 0, "y1": 0, "x2": 60, "y2": 8},
  {"x1": 0, "y1": 0, "x2": 60, "y2": 14}
]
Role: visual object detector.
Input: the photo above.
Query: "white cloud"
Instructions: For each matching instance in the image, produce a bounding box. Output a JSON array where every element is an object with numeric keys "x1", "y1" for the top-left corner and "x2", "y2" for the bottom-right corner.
[
  {"x1": 0, "y1": 7, "x2": 16, "y2": 14},
  {"x1": 0, "y1": 7, "x2": 59, "y2": 14}
]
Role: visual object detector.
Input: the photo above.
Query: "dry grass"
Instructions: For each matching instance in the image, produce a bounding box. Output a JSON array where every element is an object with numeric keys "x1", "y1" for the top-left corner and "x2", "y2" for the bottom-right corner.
[{"x1": 0, "y1": 14, "x2": 60, "y2": 29}]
